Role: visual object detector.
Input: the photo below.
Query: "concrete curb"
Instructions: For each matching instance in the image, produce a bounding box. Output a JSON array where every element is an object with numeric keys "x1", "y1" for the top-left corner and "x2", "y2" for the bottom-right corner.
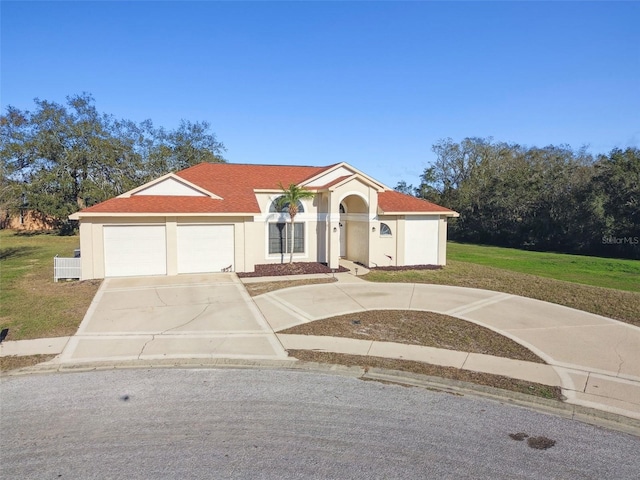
[{"x1": 2, "y1": 358, "x2": 638, "y2": 437}]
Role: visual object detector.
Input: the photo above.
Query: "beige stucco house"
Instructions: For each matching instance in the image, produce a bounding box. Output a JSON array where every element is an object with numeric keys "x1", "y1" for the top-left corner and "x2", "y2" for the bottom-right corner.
[{"x1": 69, "y1": 162, "x2": 458, "y2": 279}]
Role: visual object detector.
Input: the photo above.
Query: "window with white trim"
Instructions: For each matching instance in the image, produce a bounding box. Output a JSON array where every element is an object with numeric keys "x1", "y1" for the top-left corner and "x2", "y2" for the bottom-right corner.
[
  {"x1": 269, "y1": 222, "x2": 304, "y2": 254},
  {"x1": 269, "y1": 197, "x2": 305, "y2": 213},
  {"x1": 380, "y1": 223, "x2": 392, "y2": 236}
]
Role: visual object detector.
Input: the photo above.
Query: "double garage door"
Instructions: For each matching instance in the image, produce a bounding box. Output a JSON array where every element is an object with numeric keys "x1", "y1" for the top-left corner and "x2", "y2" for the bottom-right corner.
[{"x1": 103, "y1": 225, "x2": 234, "y2": 277}]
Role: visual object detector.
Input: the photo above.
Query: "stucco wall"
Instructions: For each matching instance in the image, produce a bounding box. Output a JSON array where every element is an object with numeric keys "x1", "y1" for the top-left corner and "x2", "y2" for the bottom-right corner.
[{"x1": 369, "y1": 216, "x2": 398, "y2": 267}]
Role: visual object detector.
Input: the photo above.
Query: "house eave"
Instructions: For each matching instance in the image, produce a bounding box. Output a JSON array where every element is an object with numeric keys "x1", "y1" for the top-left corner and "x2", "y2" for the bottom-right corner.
[
  {"x1": 120, "y1": 173, "x2": 222, "y2": 199},
  {"x1": 378, "y1": 210, "x2": 460, "y2": 217},
  {"x1": 69, "y1": 211, "x2": 256, "y2": 220}
]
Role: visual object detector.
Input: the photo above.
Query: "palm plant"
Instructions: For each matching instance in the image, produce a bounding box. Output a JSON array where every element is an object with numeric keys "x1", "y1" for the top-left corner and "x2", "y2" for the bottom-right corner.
[{"x1": 277, "y1": 182, "x2": 315, "y2": 263}]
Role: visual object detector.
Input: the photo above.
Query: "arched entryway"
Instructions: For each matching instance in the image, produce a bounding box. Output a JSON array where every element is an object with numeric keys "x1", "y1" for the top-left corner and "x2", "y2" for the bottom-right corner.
[{"x1": 338, "y1": 194, "x2": 369, "y2": 265}]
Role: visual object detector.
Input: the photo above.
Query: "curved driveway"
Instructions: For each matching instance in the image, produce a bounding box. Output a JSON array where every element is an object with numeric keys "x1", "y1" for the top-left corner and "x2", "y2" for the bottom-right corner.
[{"x1": 254, "y1": 281, "x2": 640, "y2": 418}]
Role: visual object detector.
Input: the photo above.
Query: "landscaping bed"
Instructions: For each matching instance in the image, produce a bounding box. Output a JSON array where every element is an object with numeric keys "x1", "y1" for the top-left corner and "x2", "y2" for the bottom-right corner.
[
  {"x1": 280, "y1": 310, "x2": 544, "y2": 363},
  {"x1": 369, "y1": 264, "x2": 443, "y2": 271},
  {"x1": 237, "y1": 262, "x2": 348, "y2": 278}
]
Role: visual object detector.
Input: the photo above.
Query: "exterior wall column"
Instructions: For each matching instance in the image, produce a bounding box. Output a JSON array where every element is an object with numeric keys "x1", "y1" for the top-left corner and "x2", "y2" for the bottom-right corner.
[
  {"x1": 438, "y1": 216, "x2": 448, "y2": 265},
  {"x1": 165, "y1": 217, "x2": 178, "y2": 275},
  {"x1": 78, "y1": 221, "x2": 93, "y2": 280},
  {"x1": 235, "y1": 218, "x2": 247, "y2": 272},
  {"x1": 396, "y1": 216, "x2": 406, "y2": 266},
  {"x1": 327, "y1": 192, "x2": 340, "y2": 269}
]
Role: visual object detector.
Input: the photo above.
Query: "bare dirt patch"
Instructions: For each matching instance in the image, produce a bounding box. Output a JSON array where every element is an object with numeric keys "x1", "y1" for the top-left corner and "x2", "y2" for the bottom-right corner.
[
  {"x1": 0, "y1": 354, "x2": 56, "y2": 372},
  {"x1": 244, "y1": 278, "x2": 338, "y2": 296},
  {"x1": 281, "y1": 310, "x2": 543, "y2": 363},
  {"x1": 288, "y1": 350, "x2": 562, "y2": 400},
  {"x1": 237, "y1": 262, "x2": 348, "y2": 278}
]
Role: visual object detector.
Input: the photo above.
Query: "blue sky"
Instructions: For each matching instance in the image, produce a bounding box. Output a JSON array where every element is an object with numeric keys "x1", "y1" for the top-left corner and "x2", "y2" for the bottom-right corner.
[{"x1": 2, "y1": 1, "x2": 639, "y2": 188}]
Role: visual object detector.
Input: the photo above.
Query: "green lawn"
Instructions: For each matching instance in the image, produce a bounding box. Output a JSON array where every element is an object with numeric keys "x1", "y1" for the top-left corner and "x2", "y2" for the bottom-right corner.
[
  {"x1": 0, "y1": 230, "x2": 101, "y2": 340},
  {"x1": 448, "y1": 242, "x2": 640, "y2": 292}
]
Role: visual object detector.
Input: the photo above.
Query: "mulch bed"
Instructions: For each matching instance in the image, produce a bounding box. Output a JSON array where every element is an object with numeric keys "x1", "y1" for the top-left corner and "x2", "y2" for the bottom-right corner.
[
  {"x1": 369, "y1": 264, "x2": 443, "y2": 271},
  {"x1": 237, "y1": 262, "x2": 348, "y2": 278}
]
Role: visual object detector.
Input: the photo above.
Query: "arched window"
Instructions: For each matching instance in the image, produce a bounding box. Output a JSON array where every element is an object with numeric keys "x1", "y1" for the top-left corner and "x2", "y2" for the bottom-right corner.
[
  {"x1": 269, "y1": 196, "x2": 304, "y2": 213},
  {"x1": 339, "y1": 203, "x2": 346, "y2": 214},
  {"x1": 380, "y1": 223, "x2": 392, "y2": 236}
]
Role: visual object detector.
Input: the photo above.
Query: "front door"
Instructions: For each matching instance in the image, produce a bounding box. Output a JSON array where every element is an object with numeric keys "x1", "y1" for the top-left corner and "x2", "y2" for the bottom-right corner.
[{"x1": 339, "y1": 222, "x2": 346, "y2": 257}]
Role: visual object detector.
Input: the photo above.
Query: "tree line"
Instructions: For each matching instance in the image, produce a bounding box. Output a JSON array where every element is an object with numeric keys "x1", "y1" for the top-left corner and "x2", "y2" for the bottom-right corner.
[
  {"x1": 0, "y1": 93, "x2": 226, "y2": 231},
  {"x1": 396, "y1": 138, "x2": 639, "y2": 259},
  {"x1": 2, "y1": 96, "x2": 638, "y2": 259}
]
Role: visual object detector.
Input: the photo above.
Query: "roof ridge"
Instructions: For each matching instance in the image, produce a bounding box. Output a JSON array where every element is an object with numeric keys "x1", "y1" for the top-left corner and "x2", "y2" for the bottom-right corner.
[{"x1": 182, "y1": 162, "x2": 328, "y2": 169}]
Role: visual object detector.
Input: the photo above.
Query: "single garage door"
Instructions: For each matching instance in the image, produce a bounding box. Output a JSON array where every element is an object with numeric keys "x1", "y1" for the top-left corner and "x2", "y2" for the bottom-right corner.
[
  {"x1": 103, "y1": 225, "x2": 167, "y2": 277},
  {"x1": 404, "y1": 217, "x2": 439, "y2": 266},
  {"x1": 177, "y1": 224, "x2": 234, "y2": 273}
]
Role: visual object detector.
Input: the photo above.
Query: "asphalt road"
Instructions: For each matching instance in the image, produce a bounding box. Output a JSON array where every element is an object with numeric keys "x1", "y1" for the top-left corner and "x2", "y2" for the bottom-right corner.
[{"x1": 1, "y1": 368, "x2": 638, "y2": 479}]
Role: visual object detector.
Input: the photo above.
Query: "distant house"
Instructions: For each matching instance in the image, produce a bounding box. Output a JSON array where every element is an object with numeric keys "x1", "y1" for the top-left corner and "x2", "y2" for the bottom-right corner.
[
  {"x1": 69, "y1": 162, "x2": 458, "y2": 279},
  {"x1": 1, "y1": 209, "x2": 57, "y2": 231}
]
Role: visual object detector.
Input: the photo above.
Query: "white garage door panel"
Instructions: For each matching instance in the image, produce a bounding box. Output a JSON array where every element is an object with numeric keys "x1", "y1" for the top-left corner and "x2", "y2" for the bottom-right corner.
[
  {"x1": 104, "y1": 225, "x2": 167, "y2": 277},
  {"x1": 177, "y1": 225, "x2": 234, "y2": 273},
  {"x1": 404, "y1": 217, "x2": 439, "y2": 266}
]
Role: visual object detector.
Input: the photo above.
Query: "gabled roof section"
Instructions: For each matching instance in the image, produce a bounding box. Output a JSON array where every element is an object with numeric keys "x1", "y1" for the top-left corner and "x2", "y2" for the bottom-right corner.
[
  {"x1": 71, "y1": 163, "x2": 329, "y2": 218},
  {"x1": 176, "y1": 163, "x2": 327, "y2": 212},
  {"x1": 120, "y1": 173, "x2": 221, "y2": 199},
  {"x1": 378, "y1": 191, "x2": 459, "y2": 216},
  {"x1": 300, "y1": 162, "x2": 387, "y2": 191}
]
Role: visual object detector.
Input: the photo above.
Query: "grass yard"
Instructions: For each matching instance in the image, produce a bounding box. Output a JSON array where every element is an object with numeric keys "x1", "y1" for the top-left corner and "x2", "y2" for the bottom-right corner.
[
  {"x1": 0, "y1": 230, "x2": 101, "y2": 341},
  {"x1": 448, "y1": 242, "x2": 640, "y2": 292}
]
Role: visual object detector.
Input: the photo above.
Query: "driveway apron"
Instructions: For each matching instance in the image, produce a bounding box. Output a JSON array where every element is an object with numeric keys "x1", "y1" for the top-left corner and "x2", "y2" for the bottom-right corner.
[{"x1": 58, "y1": 274, "x2": 288, "y2": 363}]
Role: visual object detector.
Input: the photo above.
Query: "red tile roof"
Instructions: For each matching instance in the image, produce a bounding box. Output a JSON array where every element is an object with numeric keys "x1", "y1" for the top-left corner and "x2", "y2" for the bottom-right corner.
[
  {"x1": 78, "y1": 196, "x2": 232, "y2": 214},
  {"x1": 378, "y1": 191, "x2": 457, "y2": 214},
  {"x1": 177, "y1": 163, "x2": 328, "y2": 213},
  {"x1": 310, "y1": 175, "x2": 353, "y2": 190},
  {"x1": 75, "y1": 163, "x2": 457, "y2": 216}
]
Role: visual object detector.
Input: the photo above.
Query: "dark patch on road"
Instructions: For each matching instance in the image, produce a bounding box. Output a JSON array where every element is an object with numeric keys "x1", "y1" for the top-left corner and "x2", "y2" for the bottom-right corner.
[
  {"x1": 509, "y1": 432, "x2": 556, "y2": 449},
  {"x1": 527, "y1": 436, "x2": 556, "y2": 449}
]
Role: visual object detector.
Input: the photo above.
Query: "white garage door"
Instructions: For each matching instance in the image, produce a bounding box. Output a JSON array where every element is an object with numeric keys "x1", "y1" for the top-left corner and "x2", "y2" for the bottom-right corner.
[
  {"x1": 404, "y1": 217, "x2": 439, "y2": 266},
  {"x1": 177, "y1": 225, "x2": 234, "y2": 273},
  {"x1": 104, "y1": 225, "x2": 167, "y2": 277}
]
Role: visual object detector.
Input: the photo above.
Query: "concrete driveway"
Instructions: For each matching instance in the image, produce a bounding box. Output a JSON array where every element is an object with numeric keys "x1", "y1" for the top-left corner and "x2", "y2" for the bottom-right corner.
[{"x1": 58, "y1": 274, "x2": 288, "y2": 363}]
